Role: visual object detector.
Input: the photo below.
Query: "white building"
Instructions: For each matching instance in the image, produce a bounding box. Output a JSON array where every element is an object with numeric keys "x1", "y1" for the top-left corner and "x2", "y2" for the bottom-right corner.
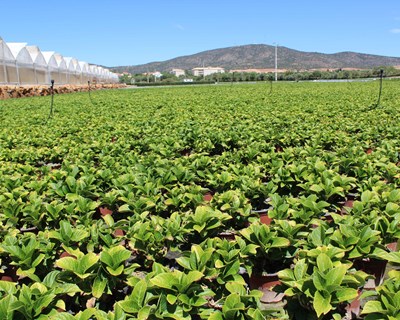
[
  {"x1": 170, "y1": 68, "x2": 185, "y2": 77},
  {"x1": 144, "y1": 71, "x2": 162, "y2": 78},
  {"x1": 192, "y1": 66, "x2": 224, "y2": 77}
]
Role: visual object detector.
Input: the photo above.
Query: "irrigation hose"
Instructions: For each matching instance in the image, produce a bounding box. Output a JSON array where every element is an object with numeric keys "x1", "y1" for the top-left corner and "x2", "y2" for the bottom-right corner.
[{"x1": 46, "y1": 80, "x2": 55, "y2": 123}]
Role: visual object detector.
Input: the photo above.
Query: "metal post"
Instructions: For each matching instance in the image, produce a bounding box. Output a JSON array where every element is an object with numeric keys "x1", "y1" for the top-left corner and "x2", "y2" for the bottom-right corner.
[
  {"x1": 33, "y1": 64, "x2": 38, "y2": 85},
  {"x1": 274, "y1": 43, "x2": 278, "y2": 82},
  {"x1": 1, "y1": 59, "x2": 6, "y2": 84},
  {"x1": 16, "y1": 62, "x2": 20, "y2": 85},
  {"x1": 46, "y1": 79, "x2": 55, "y2": 123}
]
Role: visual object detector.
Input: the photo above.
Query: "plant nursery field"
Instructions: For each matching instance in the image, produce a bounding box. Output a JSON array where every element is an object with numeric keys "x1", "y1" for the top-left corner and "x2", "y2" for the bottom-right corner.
[{"x1": 0, "y1": 81, "x2": 400, "y2": 319}]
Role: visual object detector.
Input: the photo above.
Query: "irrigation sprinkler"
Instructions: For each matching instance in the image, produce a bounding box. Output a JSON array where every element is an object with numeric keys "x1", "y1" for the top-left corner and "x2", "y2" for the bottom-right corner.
[
  {"x1": 46, "y1": 79, "x2": 55, "y2": 122},
  {"x1": 367, "y1": 69, "x2": 384, "y2": 111},
  {"x1": 88, "y1": 80, "x2": 95, "y2": 105}
]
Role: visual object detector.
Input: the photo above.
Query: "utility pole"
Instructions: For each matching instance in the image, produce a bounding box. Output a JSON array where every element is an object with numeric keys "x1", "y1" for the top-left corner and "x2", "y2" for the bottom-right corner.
[{"x1": 274, "y1": 43, "x2": 278, "y2": 82}]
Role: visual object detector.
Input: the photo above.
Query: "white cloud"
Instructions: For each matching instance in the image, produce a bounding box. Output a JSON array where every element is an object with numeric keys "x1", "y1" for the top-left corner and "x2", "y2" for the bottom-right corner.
[{"x1": 390, "y1": 28, "x2": 400, "y2": 34}]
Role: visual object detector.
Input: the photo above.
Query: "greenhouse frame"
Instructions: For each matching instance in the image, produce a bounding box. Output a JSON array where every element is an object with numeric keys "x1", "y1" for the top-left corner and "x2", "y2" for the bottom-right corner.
[{"x1": 0, "y1": 36, "x2": 118, "y2": 85}]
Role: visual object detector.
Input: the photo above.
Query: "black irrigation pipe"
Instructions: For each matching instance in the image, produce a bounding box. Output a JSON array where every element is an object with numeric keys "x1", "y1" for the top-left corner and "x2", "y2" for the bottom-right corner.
[
  {"x1": 88, "y1": 80, "x2": 94, "y2": 105},
  {"x1": 45, "y1": 79, "x2": 55, "y2": 123}
]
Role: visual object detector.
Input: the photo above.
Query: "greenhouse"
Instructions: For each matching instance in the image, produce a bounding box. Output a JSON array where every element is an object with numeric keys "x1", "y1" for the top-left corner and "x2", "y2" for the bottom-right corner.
[
  {"x1": 26, "y1": 46, "x2": 49, "y2": 84},
  {"x1": 42, "y1": 51, "x2": 60, "y2": 84},
  {"x1": 89, "y1": 65, "x2": 100, "y2": 83},
  {"x1": 1, "y1": 38, "x2": 19, "y2": 84},
  {"x1": 0, "y1": 37, "x2": 6, "y2": 83},
  {"x1": 64, "y1": 57, "x2": 79, "y2": 84},
  {"x1": 0, "y1": 36, "x2": 118, "y2": 85},
  {"x1": 53, "y1": 53, "x2": 69, "y2": 85},
  {"x1": 78, "y1": 61, "x2": 90, "y2": 84},
  {"x1": 8, "y1": 43, "x2": 36, "y2": 85}
]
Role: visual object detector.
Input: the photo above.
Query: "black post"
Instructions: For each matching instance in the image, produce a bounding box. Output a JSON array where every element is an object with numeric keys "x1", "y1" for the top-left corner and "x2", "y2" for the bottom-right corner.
[
  {"x1": 88, "y1": 80, "x2": 91, "y2": 98},
  {"x1": 49, "y1": 79, "x2": 55, "y2": 117},
  {"x1": 88, "y1": 80, "x2": 95, "y2": 105}
]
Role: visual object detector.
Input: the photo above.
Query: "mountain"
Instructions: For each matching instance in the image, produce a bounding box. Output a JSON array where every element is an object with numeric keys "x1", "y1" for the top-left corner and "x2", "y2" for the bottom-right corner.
[{"x1": 110, "y1": 44, "x2": 400, "y2": 74}]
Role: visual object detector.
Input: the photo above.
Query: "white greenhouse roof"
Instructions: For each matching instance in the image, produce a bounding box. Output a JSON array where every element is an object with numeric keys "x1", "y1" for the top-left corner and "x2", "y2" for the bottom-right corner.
[
  {"x1": 89, "y1": 65, "x2": 99, "y2": 74},
  {"x1": 78, "y1": 61, "x2": 89, "y2": 73},
  {"x1": 42, "y1": 51, "x2": 59, "y2": 69},
  {"x1": 64, "y1": 57, "x2": 81, "y2": 73},
  {"x1": 8, "y1": 43, "x2": 33, "y2": 65},
  {"x1": 26, "y1": 46, "x2": 47, "y2": 68},
  {"x1": 53, "y1": 53, "x2": 68, "y2": 70}
]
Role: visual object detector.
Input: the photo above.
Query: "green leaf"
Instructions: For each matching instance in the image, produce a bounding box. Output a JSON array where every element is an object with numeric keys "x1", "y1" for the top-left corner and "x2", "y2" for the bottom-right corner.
[
  {"x1": 0, "y1": 295, "x2": 17, "y2": 320},
  {"x1": 335, "y1": 288, "x2": 358, "y2": 303},
  {"x1": 131, "y1": 279, "x2": 147, "y2": 308},
  {"x1": 222, "y1": 293, "x2": 245, "y2": 315},
  {"x1": 176, "y1": 256, "x2": 192, "y2": 270},
  {"x1": 150, "y1": 273, "x2": 176, "y2": 290},
  {"x1": 361, "y1": 301, "x2": 385, "y2": 314},
  {"x1": 226, "y1": 282, "x2": 246, "y2": 295},
  {"x1": 56, "y1": 252, "x2": 99, "y2": 278},
  {"x1": 208, "y1": 312, "x2": 223, "y2": 320},
  {"x1": 33, "y1": 293, "x2": 57, "y2": 317},
  {"x1": 137, "y1": 306, "x2": 152, "y2": 320},
  {"x1": 77, "y1": 252, "x2": 99, "y2": 274},
  {"x1": 294, "y1": 259, "x2": 308, "y2": 280},
  {"x1": 314, "y1": 160, "x2": 326, "y2": 172},
  {"x1": 316, "y1": 253, "x2": 332, "y2": 272},
  {"x1": 186, "y1": 270, "x2": 203, "y2": 284},
  {"x1": 271, "y1": 237, "x2": 290, "y2": 248},
  {"x1": 310, "y1": 184, "x2": 323, "y2": 193},
  {"x1": 54, "y1": 283, "x2": 82, "y2": 296},
  {"x1": 166, "y1": 294, "x2": 177, "y2": 304},
  {"x1": 74, "y1": 308, "x2": 97, "y2": 320},
  {"x1": 325, "y1": 265, "x2": 347, "y2": 287},
  {"x1": 106, "y1": 265, "x2": 125, "y2": 276},
  {"x1": 92, "y1": 276, "x2": 107, "y2": 298},
  {"x1": 215, "y1": 259, "x2": 224, "y2": 268},
  {"x1": 313, "y1": 271, "x2": 326, "y2": 291},
  {"x1": 313, "y1": 291, "x2": 332, "y2": 317},
  {"x1": 0, "y1": 281, "x2": 18, "y2": 294},
  {"x1": 42, "y1": 271, "x2": 60, "y2": 288},
  {"x1": 113, "y1": 303, "x2": 126, "y2": 320},
  {"x1": 361, "y1": 190, "x2": 374, "y2": 203}
]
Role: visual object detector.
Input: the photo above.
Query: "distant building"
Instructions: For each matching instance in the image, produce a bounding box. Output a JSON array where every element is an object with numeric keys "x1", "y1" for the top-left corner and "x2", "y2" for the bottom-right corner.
[
  {"x1": 143, "y1": 71, "x2": 162, "y2": 78},
  {"x1": 170, "y1": 68, "x2": 185, "y2": 77},
  {"x1": 192, "y1": 66, "x2": 225, "y2": 77}
]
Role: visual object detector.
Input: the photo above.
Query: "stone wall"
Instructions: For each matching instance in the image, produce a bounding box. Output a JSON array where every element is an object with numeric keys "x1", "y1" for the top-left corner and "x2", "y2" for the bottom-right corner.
[{"x1": 0, "y1": 83, "x2": 126, "y2": 100}]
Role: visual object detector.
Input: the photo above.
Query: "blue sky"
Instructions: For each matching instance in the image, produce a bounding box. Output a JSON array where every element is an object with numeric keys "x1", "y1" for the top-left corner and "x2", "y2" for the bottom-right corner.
[{"x1": 1, "y1": 0, "x2": 400, "y2": 67}]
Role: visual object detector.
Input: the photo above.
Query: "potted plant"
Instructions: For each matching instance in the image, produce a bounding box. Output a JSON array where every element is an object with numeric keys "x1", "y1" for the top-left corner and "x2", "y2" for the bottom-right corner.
[
  {"x1": 239, "y1": 223, "x2": 290, "y2": 303},
  {"x1": 360, "y1": 270, "x2": 400, "y2": 320},
  {"x1": 278, "y1": 249, "x2": 369, "y2": 319}
]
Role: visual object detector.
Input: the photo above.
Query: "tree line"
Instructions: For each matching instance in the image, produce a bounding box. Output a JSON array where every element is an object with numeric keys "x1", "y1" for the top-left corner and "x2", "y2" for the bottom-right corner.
[{"x1": 119, "y1": 66, "x2": 400, "y2": 84}]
